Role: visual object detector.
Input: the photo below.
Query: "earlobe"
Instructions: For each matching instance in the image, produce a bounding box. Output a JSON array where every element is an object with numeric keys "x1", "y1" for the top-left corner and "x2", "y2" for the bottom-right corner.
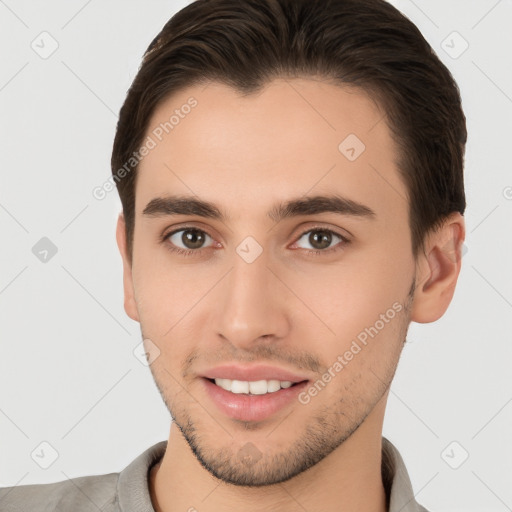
[
  {"x1": 115, "y1": 213, "x2": 140, "y2": 323},
  {"x1": 410, "y1": 213, "x2": 465, "y2": 324}
]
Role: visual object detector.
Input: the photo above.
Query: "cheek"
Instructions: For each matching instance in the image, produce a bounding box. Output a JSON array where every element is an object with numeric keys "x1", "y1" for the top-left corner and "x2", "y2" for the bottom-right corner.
[
  {"x1": 131, "y1": 241, "x2": 204, "y2": 327},
  {"x1": 289, "y1": 253, "x2": 412, "y2": 370},
  {"x1": 294, "y1": 256, "x2": 410, "y2": 330}
]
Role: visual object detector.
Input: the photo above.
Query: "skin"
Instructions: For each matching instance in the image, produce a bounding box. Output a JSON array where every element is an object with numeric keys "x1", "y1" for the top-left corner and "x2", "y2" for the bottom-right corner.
[{"x1": 116, "y1": 78, "x2": 465, "y2": 512}]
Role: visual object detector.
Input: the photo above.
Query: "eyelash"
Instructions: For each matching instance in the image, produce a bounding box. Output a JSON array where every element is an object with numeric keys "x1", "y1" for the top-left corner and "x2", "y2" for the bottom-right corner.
[{"x1": 161, "y1": 225, "x2": 350, "y2": 258}]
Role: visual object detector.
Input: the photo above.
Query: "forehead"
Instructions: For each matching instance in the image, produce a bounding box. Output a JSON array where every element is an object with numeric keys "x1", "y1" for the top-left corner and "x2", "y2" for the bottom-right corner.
[{"x1": 135, "y1": 78, "x2": 407, "y2": 222}]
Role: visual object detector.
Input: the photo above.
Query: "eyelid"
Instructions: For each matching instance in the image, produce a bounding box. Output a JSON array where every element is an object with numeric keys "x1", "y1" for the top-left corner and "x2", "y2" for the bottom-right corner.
[
  {"x1": 161, "y1": 222, "x2": 351, "y2": 254},
  {"x1": 288, "y1": 225, "x2": 350, "y2": 255},
  {"x1": 290, "y1": 223, "x2": 351, "y2": 243},
  {"x1": 162, "y1": 221, "x2": 218, "y2": 240},
  {"x1": 162, "y1": 225, "x2": 219, "y2": 249}
]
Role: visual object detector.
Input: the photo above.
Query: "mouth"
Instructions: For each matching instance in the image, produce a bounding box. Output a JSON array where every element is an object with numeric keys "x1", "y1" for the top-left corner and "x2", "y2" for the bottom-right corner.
[
  {"x1": 204, "y1": 377, "x2": 309, "y2": 395},
  {"x1": 201, "y1": 377, "x2": 310, "y2": 422}
]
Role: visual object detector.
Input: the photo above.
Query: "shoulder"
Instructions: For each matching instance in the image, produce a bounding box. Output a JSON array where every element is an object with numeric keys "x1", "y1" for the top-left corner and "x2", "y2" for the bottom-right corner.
[
  {"x1": 382, "y1": 437, "x2": 433, "y2": 512},
  {"x1": 0, "y1": 441, "x2": 167, "y2": 512},
  {"x1": 0, "y1": 472, "x2": 119, "y2": 512}
]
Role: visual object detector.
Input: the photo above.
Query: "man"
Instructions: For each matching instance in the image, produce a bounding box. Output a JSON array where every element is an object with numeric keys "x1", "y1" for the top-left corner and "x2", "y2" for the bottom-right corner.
[{"x1": 0, "y1": 0, "x2": 466, "y2": 510}]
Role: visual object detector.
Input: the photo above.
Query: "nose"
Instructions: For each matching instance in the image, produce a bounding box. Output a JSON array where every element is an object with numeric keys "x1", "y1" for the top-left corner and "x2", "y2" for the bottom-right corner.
[{"x1": 213, "y1": 247, "x2": 291, "y2": 349}]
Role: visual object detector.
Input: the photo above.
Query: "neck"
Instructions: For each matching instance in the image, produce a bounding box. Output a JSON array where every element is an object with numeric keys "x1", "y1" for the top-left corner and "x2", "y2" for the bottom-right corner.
[{"x1": 150, "y1": 400, "x2": 388, "y2": 512}]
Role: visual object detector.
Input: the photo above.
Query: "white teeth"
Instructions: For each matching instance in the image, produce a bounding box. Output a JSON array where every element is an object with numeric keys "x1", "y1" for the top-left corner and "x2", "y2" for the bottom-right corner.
[
  {"x1": 266, "y1": 380, "x2": 281, "y2": 393},
  {"x1": 231, "y1": 380, "x2": 249, "y2": 394},
  {"x1": 248, "y1": 380, "x2": 269, "y2": 395},
  {"x1": 213, "y1": 378, "x2": 294, "y2": 394}
]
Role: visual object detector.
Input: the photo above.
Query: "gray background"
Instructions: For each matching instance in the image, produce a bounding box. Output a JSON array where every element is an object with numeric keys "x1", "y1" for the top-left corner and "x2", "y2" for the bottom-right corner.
[{"x1": 1, "y1": 1, "x2": 511, "y2": 510}]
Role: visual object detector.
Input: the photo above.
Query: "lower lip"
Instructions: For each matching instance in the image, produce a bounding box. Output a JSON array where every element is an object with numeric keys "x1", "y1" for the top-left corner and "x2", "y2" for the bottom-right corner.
[{"x1": 201, "y1": 378, "x2": 309, "y2": 422}]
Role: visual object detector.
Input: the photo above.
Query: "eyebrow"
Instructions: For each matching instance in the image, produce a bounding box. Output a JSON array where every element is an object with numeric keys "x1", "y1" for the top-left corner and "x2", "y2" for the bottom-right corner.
[{"x1": 142, "y1": 194, "x2": 376, "y2": 223}]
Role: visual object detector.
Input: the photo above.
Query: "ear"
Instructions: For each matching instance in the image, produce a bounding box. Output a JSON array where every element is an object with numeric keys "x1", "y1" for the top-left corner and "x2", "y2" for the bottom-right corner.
[
  {"x1": 115, "y1": 212, "x2": 140, "y2": 323},
  {"x1": 410, "y1": 212, "x2": 466, "y2": 323}
]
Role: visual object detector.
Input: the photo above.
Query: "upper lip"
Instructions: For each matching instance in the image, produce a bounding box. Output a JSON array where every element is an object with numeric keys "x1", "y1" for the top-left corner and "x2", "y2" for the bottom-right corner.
[{"x1": 200, "y1": 364, "x2": 311, "y2": 383}]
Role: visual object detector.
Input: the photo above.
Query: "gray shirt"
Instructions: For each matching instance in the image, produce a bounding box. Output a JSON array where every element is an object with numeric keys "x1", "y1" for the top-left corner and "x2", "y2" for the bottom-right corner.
[{"x1": 0, "y1": 437, "x2": 429, "y2": 511}]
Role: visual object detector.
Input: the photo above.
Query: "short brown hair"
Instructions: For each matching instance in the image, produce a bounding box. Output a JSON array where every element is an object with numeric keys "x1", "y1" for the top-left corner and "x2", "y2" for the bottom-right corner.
[{"x1": 111, "y1": 0, "x2": 466, "y2": 263}]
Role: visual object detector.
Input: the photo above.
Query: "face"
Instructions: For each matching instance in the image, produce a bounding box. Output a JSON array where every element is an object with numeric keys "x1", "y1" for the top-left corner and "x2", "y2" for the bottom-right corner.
[{"x1": 120, "y1": 78, "x2": 418, "y2": 486}]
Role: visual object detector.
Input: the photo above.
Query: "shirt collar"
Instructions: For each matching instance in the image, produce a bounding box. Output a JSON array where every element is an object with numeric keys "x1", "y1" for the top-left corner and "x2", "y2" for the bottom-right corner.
[
  {"x1": 382, "y1": 437, "x2": 428, "y2": 512},
  {"x1": 117, "y1": 437, "x2": 427, "y2": 512}
]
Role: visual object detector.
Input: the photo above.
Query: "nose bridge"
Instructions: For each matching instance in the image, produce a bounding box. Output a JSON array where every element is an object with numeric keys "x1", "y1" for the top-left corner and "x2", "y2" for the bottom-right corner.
[{"x1": 214, "y1": 244, "x2": 290, "y2": 345}]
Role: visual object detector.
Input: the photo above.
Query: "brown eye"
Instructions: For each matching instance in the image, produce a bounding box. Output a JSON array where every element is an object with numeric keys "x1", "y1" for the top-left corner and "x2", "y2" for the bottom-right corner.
[
  {"x1": 295, "y1": 229, "x2": 344, "y2": 251},
  {"x1": 167, "y1": 228, "x2": 212, "y2": 251},
  {"x1": 310, "y1": 230, "x2": 333, "y2": 250}
]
